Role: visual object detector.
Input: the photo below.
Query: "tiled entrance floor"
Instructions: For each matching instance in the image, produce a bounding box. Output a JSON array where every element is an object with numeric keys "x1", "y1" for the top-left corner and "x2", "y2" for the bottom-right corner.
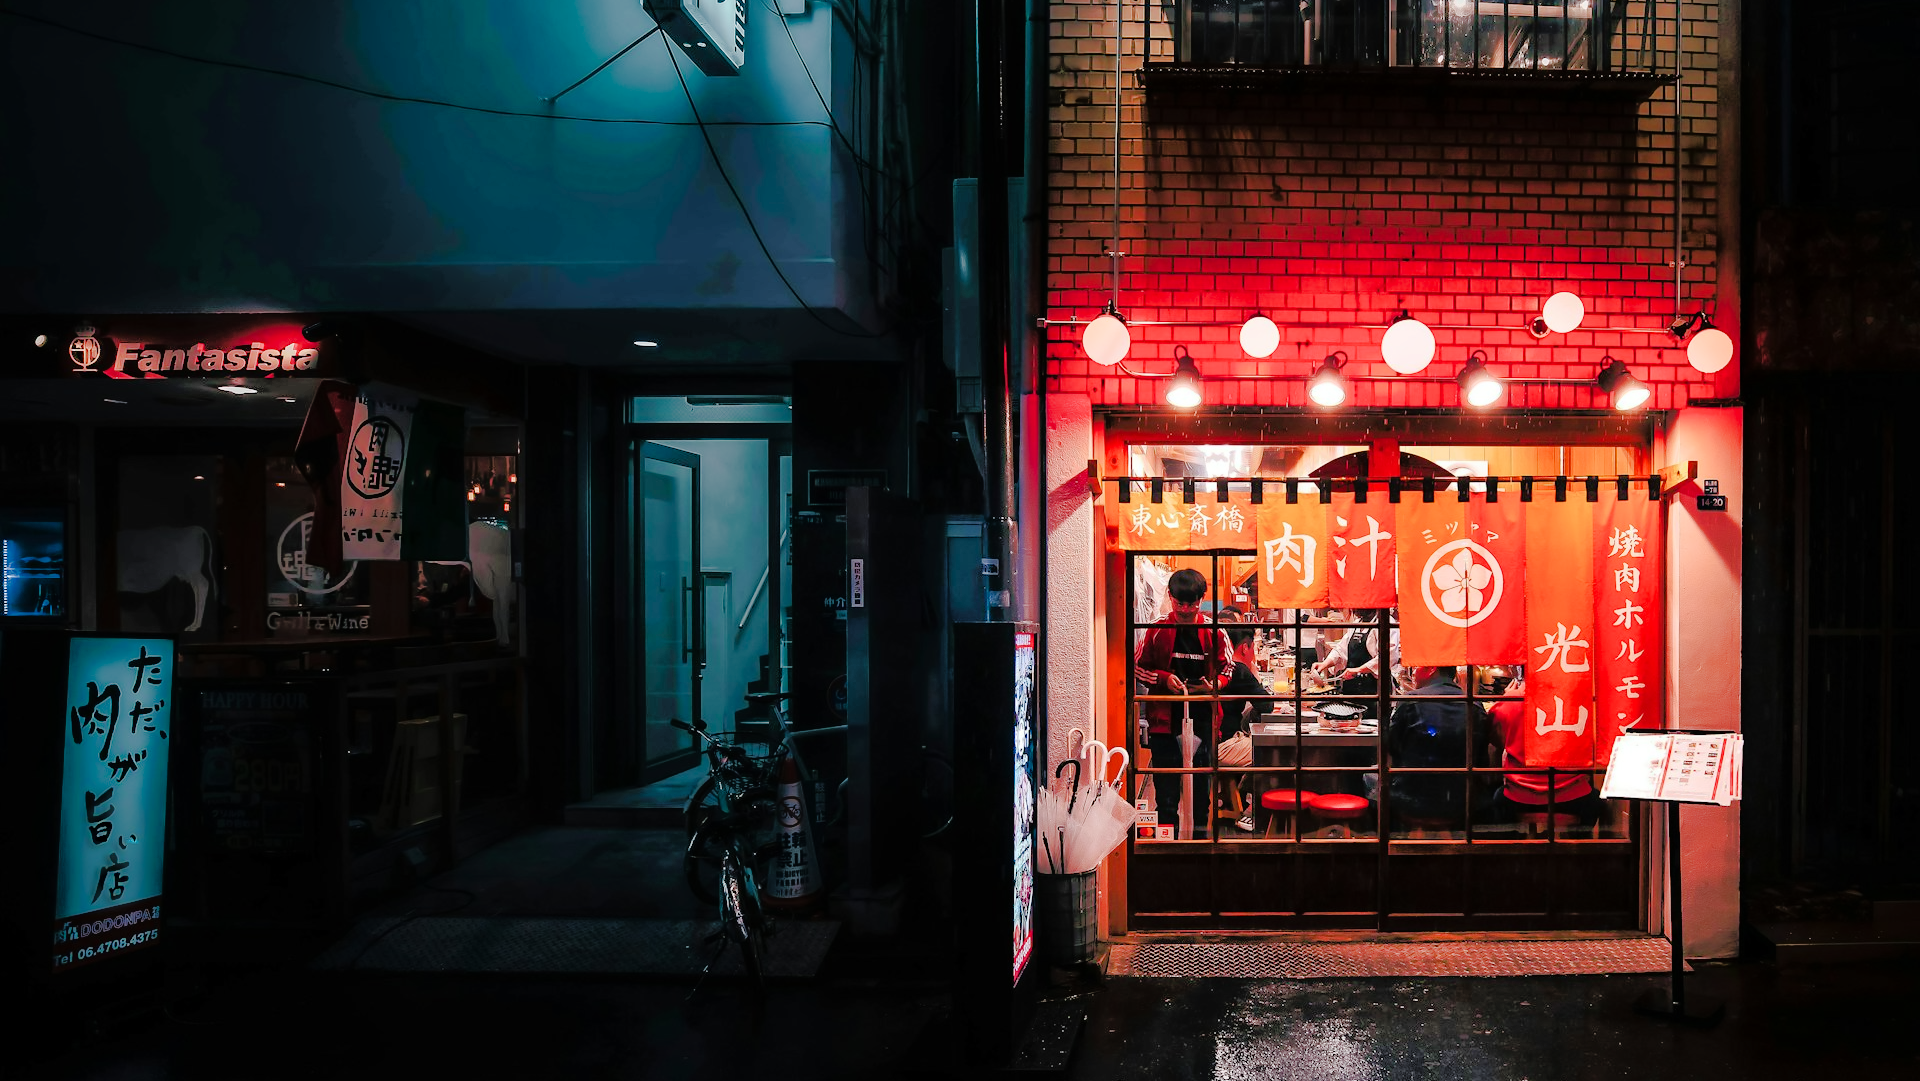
[{"x1": 1109, "y1": 935, "x2": 1679, "y2": 978}]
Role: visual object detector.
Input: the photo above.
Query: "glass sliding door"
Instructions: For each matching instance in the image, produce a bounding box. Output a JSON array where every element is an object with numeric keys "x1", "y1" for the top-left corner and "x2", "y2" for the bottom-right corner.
[{"x1": 628, "y1": 440, "x2": 702, "y2": 784}]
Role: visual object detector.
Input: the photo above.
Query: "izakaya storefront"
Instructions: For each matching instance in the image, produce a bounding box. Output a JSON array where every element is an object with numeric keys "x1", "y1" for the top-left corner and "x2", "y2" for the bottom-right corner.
[{"x1": 1060, "y1": 411, "x2": 1739, "y2": 936}]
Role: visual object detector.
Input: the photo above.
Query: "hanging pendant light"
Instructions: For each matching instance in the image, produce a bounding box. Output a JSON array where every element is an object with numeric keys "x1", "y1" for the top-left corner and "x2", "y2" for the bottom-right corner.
[
  {"x1": 1081, "y1": 304, "x2": 1131, "y2": 367},
  {"x1": 1165, "y1": 347, "x2": 1203, "y2": 408},
  {"x1": 1685, "y1": 316, "x2": 1734, "y2": 373},
  {"x1": 1380, "y1": 312, "x2": 1435, "y2": 374},
  {"x1": 1308, "y1": 352, "x2": 1349, "y2": 407},
  {"x1": 1238, "y1": 314, "x2": 1280, "y2": 358},
  {"x1": 1595, "y1": 357, "x2": 1651, "y2": 411}
]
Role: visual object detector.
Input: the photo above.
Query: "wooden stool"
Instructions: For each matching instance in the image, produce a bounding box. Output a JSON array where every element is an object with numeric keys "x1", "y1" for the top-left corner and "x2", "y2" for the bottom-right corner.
[
  {"x1": 1215, "y1": 779, "x2": 1245, "y2": 826},
  {"x1": 1258, "y1": 788, "x2": 1312, "y2": 839},
  {"x1": 1306, "y1": 793, "x2": 1371, "y2": 838}
]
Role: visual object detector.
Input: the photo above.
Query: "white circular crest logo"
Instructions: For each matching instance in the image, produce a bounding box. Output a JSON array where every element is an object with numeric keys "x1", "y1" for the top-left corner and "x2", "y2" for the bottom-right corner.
[
  {"x1": 69, "y1": 335, "x2": 101, "y2": 370},
  {"x1": 1419, "y1": 539, "x2": 1504, "y2": 628},
  {"x1": 277, "y1": 511, "x2": 360, "y2": 595}
]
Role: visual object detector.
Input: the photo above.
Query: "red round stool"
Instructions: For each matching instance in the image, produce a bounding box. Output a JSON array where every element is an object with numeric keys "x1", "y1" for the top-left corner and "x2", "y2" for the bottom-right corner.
[
  {"x1": 1306, "y1": 793, "x2": 1371, "y2": 838},
  {"x1": 1258, "y1": 789, "x2": 1312, "y2": 838}
]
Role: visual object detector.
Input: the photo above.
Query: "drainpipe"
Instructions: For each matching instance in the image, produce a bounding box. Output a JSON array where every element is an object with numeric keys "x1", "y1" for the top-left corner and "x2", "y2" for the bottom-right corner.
[
  {"x1": 976, "y1": 0, "x2": 1016, "y2": 620},
  {"x1": 1026, "y1": 0, "x2": 1049, "y2": 686}
]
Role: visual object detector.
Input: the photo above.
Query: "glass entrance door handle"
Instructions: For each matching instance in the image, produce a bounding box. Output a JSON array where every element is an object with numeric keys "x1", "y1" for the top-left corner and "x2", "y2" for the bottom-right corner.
[{"x1": 682, "y1": 575, "x2": 693, "y2": 662}]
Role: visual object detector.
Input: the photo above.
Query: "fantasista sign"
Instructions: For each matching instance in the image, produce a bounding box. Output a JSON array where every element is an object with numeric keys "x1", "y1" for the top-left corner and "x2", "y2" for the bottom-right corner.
[{"x1": 61, "y1": 321, "x2": 326, "y2": 379}]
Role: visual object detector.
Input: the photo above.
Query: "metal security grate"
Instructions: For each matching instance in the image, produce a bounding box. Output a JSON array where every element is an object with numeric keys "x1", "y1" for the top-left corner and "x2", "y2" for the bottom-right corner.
[
  {"x1": 311, "y1": 917, "x2": 839, "y2": 979},
  {"x1": 1109, "y1": 936, "x2": 1677, "y2": 978}
]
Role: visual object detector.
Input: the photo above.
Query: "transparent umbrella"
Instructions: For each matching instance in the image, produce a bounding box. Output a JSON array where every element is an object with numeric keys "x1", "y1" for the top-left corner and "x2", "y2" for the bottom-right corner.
[{"x1": 1178, "y1": 703, "x2": 1200, "y2": 839}]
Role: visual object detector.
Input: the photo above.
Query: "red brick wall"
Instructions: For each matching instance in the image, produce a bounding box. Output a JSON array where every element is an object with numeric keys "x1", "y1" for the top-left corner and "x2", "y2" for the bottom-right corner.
[{"x1": 1045, "y1": 2, "x2": 1732, "y2": 410}]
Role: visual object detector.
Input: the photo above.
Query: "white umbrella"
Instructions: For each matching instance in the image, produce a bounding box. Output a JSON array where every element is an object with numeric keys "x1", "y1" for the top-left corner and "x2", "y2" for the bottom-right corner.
[
  {"x1": 1062, "y1": 744, "x2": 1133, "y2": 872},
  {"x1": 1066, "y1": 775, "x2": 1136, "y2": 872}
]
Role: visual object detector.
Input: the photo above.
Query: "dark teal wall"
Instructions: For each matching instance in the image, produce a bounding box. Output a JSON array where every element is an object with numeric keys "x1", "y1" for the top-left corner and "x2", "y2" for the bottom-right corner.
[{"x1": 0, "y1": 1, "x2": 862, "y2": 315}]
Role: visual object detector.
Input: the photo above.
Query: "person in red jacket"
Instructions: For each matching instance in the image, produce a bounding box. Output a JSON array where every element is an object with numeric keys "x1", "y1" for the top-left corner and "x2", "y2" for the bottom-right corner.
[
  {"x1": 1133, "y1": 568, "x2": 1234, "y2": 838},
  {"x1": 1484, "y1": 668, "x2": 1602, "y2": 831}
]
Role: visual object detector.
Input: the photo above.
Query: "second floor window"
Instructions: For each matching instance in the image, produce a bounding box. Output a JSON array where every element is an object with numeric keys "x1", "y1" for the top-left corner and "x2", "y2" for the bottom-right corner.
[{"x1": 1174, "y1": 0, "x2": 1642, "y2": 73}]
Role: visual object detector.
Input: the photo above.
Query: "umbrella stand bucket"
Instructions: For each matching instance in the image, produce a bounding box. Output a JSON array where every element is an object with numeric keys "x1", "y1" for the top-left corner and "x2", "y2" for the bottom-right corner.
[{"x1": 1036, "y1": 870, "x2": 1098, "y2": 967}]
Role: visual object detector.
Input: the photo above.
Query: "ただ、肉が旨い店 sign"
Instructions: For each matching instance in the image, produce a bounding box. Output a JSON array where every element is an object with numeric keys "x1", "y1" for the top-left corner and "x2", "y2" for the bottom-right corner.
[{"x1": 51, "y1": 637, "x2": 174, "y2": 972}]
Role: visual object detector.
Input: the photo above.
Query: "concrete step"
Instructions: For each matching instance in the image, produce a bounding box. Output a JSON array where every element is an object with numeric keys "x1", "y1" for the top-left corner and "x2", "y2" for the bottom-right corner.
[{"x1": 1753, "y1": 920, "x2": 1920, "y2": 965}]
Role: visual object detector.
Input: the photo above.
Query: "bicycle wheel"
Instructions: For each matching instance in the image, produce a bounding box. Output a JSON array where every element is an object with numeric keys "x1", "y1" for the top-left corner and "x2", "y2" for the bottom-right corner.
[
  {"x1": 719, "y1": 851, "x2": 766, "y2": 990},
  {"x1": 684, "y1": 773, "x2": 722, "y2": 840},
  {"x1": 684, "y1": 829, "x2": 720, "y2": 905}
]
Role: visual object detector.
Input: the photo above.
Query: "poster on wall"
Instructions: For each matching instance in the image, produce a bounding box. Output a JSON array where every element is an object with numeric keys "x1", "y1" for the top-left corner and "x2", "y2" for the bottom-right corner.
[
  {"x1": 196, "y1": 684, "x2": 317, "y2": 857},
  {"x1": 52, "y1": 636, "x2": 173, "y2": 972},
  {"x1": 1011, "y1": 630, "x2": 1036, "y2": 987},
  {"x1": 339, "y1": 384, "x2": 418, "y2": 561}
]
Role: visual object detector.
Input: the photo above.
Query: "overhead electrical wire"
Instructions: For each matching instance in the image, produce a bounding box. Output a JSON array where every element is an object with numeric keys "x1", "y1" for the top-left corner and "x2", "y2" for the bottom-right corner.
[
  {"x1": 766, "y1": 1, "x2": 888, "y2": 283},
  {"x1": 542, "y1": 24, "x2": 660, "y2": 104},
  {"x1": 663, "y1": 36, "x2": 886, "y2": 339}
]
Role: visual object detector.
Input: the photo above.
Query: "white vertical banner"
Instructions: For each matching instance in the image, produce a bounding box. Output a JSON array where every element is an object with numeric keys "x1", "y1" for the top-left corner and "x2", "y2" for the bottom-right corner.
[{"x1": 339, "y1": 384, "x2": 418, "y2": 561}]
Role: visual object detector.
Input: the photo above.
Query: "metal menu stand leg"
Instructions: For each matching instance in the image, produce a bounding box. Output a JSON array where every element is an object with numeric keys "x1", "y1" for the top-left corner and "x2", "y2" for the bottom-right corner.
[{"x1": 1634, "y1": 800, "x2": 1724, "y2": 1025}]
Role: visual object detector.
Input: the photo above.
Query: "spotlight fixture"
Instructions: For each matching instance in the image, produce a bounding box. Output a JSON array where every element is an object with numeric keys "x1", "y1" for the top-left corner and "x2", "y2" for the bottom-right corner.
[
  {"x1": 1456, "y1": 351, "x2": 1504, "y2": 407},
  {"x1": 1531, "y1": 291, "x2": 1586, "y2": 337},
  {"x1": 32, "y1": 334, "x2": 47, "y2": 348},
  {"x1": 1595, "y1": 357, "x2": 1651, "y2": 411},
  {"x1": 633, "y1": 340, "x2": 660, "y2": 348},
  {"x1": 1669, "y1": 311, "x2": 1733, "y2": 374},
  {"x1": 1308, "y1": 352, "x2": 1350, "y2": 407},
  {"x1": 1082, "y1": 303, "x2": 1131, "y2": 367},
  {"x1": 1164, "y1": 346, "x2": 1203, "y2": 408},
  {"x1": 1380, "y1": 312, "x2": 1435, "y2": 374},
  {"x1": 1238, "y1": 314, "x2": 1280, "y2": 359},
  {"x1": 216, "y1": 384, "x2": 259, "y2": 395}
]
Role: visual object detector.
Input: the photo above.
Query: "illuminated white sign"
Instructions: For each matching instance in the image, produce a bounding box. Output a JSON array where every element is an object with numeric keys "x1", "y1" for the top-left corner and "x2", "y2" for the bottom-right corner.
[
  {"x1": 51, "y1": 637, "x2": 174, "y2": 972},
  {"x1": 645, "y1": 0, "x2": 746, "y2": 76}
]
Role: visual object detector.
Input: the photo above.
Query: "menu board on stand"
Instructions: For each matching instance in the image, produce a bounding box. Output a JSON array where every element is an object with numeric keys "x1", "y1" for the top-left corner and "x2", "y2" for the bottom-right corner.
[{"x1": 1601, "y1": 729, "x2": 1746, "y2": 1026}]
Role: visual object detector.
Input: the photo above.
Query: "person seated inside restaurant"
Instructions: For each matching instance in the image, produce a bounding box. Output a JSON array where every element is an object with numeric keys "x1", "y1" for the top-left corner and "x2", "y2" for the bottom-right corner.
[
  {"x1": 1378, "y1": 665, "x2": 1484, "y2": 834},
  {"x1": 1483, "y1": 668, "x2": 1603, "y2": 833},
  {"x1": 1133, "y1": 568, "x2": 1234, "y2": 839},
  {"x1": 1214, "y1": 608, "x2": 1266, "y2": 739}
]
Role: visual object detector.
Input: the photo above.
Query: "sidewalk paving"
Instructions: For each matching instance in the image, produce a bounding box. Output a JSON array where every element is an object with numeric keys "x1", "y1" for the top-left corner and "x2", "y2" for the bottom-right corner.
[{"x1": 19, "y1": 826, "x2": 1920, "y2": 1079}]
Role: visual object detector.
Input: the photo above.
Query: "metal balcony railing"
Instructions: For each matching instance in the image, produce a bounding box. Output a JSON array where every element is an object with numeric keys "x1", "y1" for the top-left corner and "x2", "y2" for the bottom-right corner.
[{"x1": 1150, "y1": 0, "x2": 1666, "y2": 82}]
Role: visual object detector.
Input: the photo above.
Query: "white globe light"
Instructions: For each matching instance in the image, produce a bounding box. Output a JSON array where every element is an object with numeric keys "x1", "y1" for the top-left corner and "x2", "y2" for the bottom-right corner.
[
  {"x1": 1082, "y1": 313, "x2": 1131, "y2": 367},
  {"x1": 1542, "y1": 291, "x2": 1586, "y2": 334},
  {"x1": 1687, "y1": 325, "x2": 1734, "y2": 373},
  {"x1": 1238, "y1": 315, "x2": 1280, "y2": 358},
  {"x1": 1380, "y1": 317, "x2": 1435, "y2": 374}
]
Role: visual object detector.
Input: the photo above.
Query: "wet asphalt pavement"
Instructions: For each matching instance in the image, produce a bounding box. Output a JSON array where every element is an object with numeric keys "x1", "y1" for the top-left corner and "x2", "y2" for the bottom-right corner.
[
  {"x1": 17, "y1": 828, "x2": 1920, "y2": 1079},
  {"x1": 21, "y1": 958, "x2": 1920, "y2": 1080}
]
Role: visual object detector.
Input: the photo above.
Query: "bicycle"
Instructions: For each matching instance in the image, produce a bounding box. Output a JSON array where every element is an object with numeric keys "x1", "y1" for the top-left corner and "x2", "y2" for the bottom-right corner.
[{"x1": 673, "y1": 715, "x2": 782, "y2": 991}]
